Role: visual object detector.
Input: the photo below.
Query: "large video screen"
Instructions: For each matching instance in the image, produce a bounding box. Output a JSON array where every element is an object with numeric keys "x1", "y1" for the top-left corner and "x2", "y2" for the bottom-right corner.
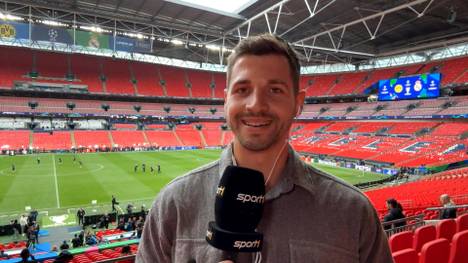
[{"x1": 378, "y1": 73, "x2": 440, "y2": 101}]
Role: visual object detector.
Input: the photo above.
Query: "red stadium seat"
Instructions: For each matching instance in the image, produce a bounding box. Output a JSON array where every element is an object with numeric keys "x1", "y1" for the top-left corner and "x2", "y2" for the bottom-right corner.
[
  {"x1": 419, "y1": 238, "x2": 450, "y2": 263},
  {"x1": 413, "y1": 225, "x2": 436, "y2": 252},
  {"x1": 389, "y1": 231, "x2": 414, "y2": 253},
  {"x1": 392, "y1": 248, "x2": 419, "y2": 263},
  {"x1": 436, "y1": 219, "x2": 457, "y2": 242},
  {"x1": 456, "y1": 213, "x2": 468, "y2": 233},
  {"x1": 449, "y1": 230, "x2": 468, "y2": 263}
]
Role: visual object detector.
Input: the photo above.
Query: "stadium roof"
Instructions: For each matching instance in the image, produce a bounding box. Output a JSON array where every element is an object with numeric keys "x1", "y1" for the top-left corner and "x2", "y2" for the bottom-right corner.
[{"x1": 2, "y1": 0, "x2": 468, "y2": 67}]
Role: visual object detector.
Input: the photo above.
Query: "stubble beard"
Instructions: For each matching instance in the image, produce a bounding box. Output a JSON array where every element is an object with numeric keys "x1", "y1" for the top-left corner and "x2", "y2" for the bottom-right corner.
[{"x1": 229, "y1": 114, "x2": 292, "y2": 151}]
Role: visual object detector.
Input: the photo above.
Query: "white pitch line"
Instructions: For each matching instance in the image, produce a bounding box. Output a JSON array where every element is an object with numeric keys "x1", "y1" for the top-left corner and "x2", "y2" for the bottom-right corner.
[{"x1": 52, "y1": 155, "x2": 61, "y2": 208}]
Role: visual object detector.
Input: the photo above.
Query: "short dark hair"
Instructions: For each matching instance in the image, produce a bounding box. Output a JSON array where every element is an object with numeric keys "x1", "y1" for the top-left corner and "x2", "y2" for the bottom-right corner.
[{"x1": 226, "y1": 34, "x2": 300, "y2": 94}]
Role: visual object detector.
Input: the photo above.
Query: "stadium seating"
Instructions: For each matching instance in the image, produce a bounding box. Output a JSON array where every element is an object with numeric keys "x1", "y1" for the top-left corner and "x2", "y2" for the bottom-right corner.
[
  {"x1": 175, "y1": 125, "x2": 203, "y2": 147},
  {"x1": 102, "y1": 59, "x2": 135, "y2": 95},
  {"x1": 456, "y1": 214, "x2": 468, "y2": 232},
  {"x1": 431, "y1": 123, "x2": 468, "y2": 136},
  {"x1": 305, "y1": 74, "x2": 336, "y2": 97},
  {"x1": 201, "y1": 122, "x2": 223, "y2": 146},
  {"x1": 419, "y1": 238, "x2": 450, "y2": 263},
  {"x1": 436, "y1": 219, "x2": 457, "y2": 242},
  {"x1": 212, "y1": 73, "x2": 226, "y2": 98},
  {"x1": 0, "y1": 47, "x2": 32, "y2": 89},
  {"x1": 74, "y1": 131, "x2": 112, "y2": 148},
  {"x1": 132, "y1": 62, "x2": 165, "y2": 97},
  {"x1": 449, "y1": 230, "x2": 468, "y2": 263},
  {"x1": 187, "y1": 70, "x2": 213, "y2": 98},
  {"x1": 388, "y1": 122, "x2": 438, "y2": 135},
  {"x1": 111, "y1": 131, "x2": 147, "y2": 148},
  {"x1": 36, "y1": 51, "x2": 69, "y2": 79},
  {"x1": 159, "y1": 66, "x2": 189, "y2": 97},
  {"x1": 71, "y1": 54, "x2": 104, "y2": 93},
  {"x1": 32, "y1": 131, "x2": 72, "y2": 150},
  {"x1": 440, "y1": 56, "x2": 468, "y2": 85},
  {"x1": 392, "y1": 248, "x2": 418, "y2": 263},
  {"x1": 327, "y1": 72, "x2": 367, "y2": 95},
  {"x1": 413, "y1": 225, "x2": 437, "y2": 253},
  {"x1": 0, "y1": 130, "x2": 30, "y2": 150},
  {"x1": 145, "y1": 130, "x2": 182, "y2": 147},
  {"x1": 1, "y1": 46, "x2": 467, "y2": 97},
  {"x1": 366, "y1": 171, "x2": 468, "y2": 219},
  {"x1": 389, "y1": 231, "x2": 414, "y2": 253}
]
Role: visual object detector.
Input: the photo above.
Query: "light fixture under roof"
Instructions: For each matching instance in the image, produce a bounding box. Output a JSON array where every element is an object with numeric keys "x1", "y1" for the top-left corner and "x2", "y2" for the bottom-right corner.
[{"x1": 0, "y1": 12, "x2": 23, "y2": 21}]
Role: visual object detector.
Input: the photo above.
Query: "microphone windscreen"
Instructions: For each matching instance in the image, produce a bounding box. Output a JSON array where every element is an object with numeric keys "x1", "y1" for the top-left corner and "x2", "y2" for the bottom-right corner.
[{"x1": 215, "y1": 165, "x2": 265, "y2": 232}]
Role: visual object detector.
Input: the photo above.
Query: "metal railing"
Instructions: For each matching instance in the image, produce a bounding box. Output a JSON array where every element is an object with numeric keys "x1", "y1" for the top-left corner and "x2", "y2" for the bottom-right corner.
[{"x1": 382, "y1": 213, "x2": 425, "y2": 237}]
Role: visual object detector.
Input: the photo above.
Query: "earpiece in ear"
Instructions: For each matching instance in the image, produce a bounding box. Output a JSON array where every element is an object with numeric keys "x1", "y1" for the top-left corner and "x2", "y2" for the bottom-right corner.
[{"x1": 296, "y1": 106, "x2": 302, "y2": 116}]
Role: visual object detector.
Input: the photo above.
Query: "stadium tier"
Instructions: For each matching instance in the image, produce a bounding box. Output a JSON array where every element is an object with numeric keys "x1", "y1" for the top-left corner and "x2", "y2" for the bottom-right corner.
[
  {"x1": 1, "y1": 117, "x2": 465, "y2": 167},
  {"x1": 0, "y1": 96, "x2": 225, "y2": 117},
  {"x1": 1, "y1": 46, "x2": 467, "y2": 97},
  {"x1": 1, "y1": 95, "x2": 466, "y2": 119}
]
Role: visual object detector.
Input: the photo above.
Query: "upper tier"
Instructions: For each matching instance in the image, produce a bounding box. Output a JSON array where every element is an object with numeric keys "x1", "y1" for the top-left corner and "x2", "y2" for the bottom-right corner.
[{"x1": 0, "y1": 46, "x2": 467, "y2": 98}]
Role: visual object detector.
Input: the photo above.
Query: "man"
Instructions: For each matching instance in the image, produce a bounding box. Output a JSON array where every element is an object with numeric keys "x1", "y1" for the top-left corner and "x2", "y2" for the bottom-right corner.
[
  {"x1": 111, "y1": 195, "x2": 119, "y2": 212},
  {"x1": 71, "y1": 234, "x2": 81, "y2": 248},
  {"x1": 127, "y1": 203, "x2": 134, "y2": 216},
  {"x1": 59, "y1": 240, "x2": 69, "y2": 250},
  {"x1": 19, "y1": 214, "x2": 28, "y2": 236},
  {"x1": 137, "y1": 34, "x2": 392, "y2": 262},
  {"x1": 76, "y1": 208, "x2": 85, "y2": 226},
  {"x1": 439, "y1": 193, "x2": 457, "y2": 219}
]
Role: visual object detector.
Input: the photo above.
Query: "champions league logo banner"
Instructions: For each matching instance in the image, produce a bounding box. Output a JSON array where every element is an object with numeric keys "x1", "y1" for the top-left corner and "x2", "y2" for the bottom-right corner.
[
  {"x1": 378, "y1": 73, "x2": 440, "y2": 101},
  {"x1": 31, "y1": 24, "x2": 73, "y2": 45}
]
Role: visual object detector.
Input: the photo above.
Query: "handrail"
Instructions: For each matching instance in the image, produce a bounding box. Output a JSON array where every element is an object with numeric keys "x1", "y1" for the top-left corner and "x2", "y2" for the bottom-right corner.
[{"x1": 382, "y1": 213, "x2": 425, "y2": 236}]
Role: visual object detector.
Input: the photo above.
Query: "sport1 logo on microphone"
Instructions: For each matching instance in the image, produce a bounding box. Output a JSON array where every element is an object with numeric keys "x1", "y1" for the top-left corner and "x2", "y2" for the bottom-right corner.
[
  {"x1": 236, "y1": 193, "x2": 264, "y2": 204},
  {"x1": 233, "y1": 240, "x2": 262, "y2": 249},
  {"x1": 216, "y1": 186, "x2": 225, "y2": 197}
]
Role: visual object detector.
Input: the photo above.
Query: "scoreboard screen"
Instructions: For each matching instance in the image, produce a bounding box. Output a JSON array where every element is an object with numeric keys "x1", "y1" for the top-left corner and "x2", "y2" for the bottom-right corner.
[{"x1": 378, "y1": 73, "x2": 440, "y2": 101}]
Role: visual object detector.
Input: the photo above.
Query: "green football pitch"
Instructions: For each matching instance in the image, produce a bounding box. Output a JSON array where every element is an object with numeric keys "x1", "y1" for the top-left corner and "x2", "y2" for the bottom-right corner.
[{"x1": 0, "y1": 150, "x2": 388, "y2": 225}]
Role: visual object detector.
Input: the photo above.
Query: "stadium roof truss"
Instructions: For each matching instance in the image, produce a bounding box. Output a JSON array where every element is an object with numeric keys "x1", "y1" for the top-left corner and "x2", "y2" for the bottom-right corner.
[{"x1": 0, "y1": 0, "x2": 467, "y2": 72}]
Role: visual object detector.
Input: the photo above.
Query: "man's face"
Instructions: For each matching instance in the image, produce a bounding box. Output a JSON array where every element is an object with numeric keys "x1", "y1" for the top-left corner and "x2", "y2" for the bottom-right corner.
[{"x1": 224, "y1": 54, "x2": 304, "y2": 151}]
